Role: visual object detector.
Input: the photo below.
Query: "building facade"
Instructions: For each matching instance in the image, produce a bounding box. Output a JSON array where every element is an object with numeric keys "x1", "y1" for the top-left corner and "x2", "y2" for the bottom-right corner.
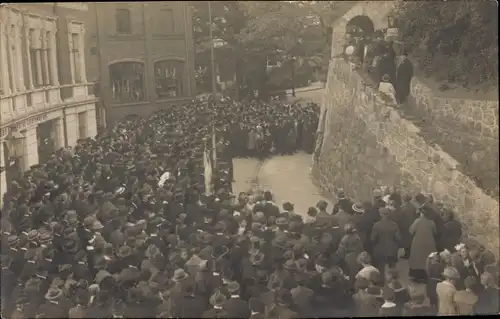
[
  {"x1": 85, "y1": 2, "x2": 196, "y2": 123},
  {"x1": 0, "y1": 3, "x2": 98, "y2": 204}
]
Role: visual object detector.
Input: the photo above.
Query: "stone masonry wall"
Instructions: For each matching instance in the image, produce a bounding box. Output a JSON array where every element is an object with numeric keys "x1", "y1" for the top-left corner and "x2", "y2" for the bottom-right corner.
[
  {"x1": 409, "y1": 81, "x2": 499, "y2": 198},
  {"x1": 330, "y1": 0, "x2": 500, "y2": 198},
  {"x1": 313, "y1": 57, "x2": 500, "y2": 255},
  {"x1": 314, "y1": 0, "x2": 500, "y2": 255}
]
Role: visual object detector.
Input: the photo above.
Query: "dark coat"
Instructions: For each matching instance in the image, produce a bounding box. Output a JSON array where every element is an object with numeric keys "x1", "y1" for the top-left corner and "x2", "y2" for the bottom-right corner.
[
  {"x1": 441, "y1": 220, "x2": 462, "y2": 252},
  {"x1": 398, "y1": 202, "x2": 417, "y2": 249},
  {"x1": 223, "y1": 296, "x2": 250, "y2": 319},
  {"x1": 473, "y1": 287, "x2": 500, "y2": 315},
  {"x1": 394, "y1": 57, "x2": 414, "y2": 104},
  {"x1": 202, "y1": 307, "x2": 229, "y2": 318},
  {"x1": 171, "y1": 294, "x2": 209, "y2": 318},
  {"x1": 371, "y1": 218, "x2": 400, "y2": 260}
]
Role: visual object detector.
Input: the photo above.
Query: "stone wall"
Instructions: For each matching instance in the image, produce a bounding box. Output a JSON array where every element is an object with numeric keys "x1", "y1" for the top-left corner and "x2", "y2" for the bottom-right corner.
[
  {"x1": 409, "y1": 80, "x2": 499, "y2": 198},
  {"x1": 330, "y1": 0, "x2": 499, "y2": 198},
  {"x1": 314, "y1": 0, "x2": 499, "y2": 255},
  {"x1": 313, "y1": 57, "x2": 499, "y2": 255}
]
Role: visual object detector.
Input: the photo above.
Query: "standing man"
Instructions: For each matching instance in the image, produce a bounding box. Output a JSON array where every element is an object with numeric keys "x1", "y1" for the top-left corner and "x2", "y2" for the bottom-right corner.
[{"x1": 395, "y1": 50, "x2": 414, "y2": 106}]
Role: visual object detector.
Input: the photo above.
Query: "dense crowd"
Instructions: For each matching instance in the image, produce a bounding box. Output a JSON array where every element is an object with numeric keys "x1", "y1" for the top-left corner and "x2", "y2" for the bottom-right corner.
[{"x1": 1, "y1": 97, "x2": 498, "y2": 318}]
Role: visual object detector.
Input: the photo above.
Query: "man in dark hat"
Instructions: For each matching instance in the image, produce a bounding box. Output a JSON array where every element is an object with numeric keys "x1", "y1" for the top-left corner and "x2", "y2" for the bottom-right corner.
[
  {"x1": 222, "y1": 281, "x2": 250, "y2": 318},
  {"x1": 202, "y1": 289, "x2": 229, "y2": 318}
]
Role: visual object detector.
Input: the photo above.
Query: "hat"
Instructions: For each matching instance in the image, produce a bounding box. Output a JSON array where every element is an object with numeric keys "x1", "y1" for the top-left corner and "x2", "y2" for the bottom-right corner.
[
  {"x1": 352, "y1": 203, "x2": 364, "y2": 213},
  {"x1": 379, "y1": 207, "x2": 390, "y2": 216},
  {"x1": 209, "y1": 290, "x2": 226, "y2": 306},
  {"x1": 38, "y1": 232, "x2": 53, "y2": 245},
  {"x1": 172, "y1": 269, "x2": 188, "y2": 282},
  {"x1": 372, "y1": 189, "x2": 383, "y2": 198},
  {"x1": 288, "y1": 221, "x2": 303, "y2": 234},
  {"x1": 95, "y1": 270, "x2": 114, "y2": 286},
  {"x1": 27, "y1": 230, "x2": 39, "y2": 242},
  {"x1": 284, "y1": 259, "x2": 297, "y2": 271},
  {"x1": 8, "y1": 235, "x2": 19, "y2": 246},
  {"x1": 443, "y1": 267, "x2": 460, "y2": 279},
  {"x1": 83, "y1": 216, "x2": 104, "y2": 231},
  {"x1": 214, "y1": 221, "x2": 226, "y2": 233},
  {"x1": 197, "y1": 232, "x2": 213, "y2": 244},
  {"x1": 226, "y1": 281, "x2": 240, "y2": 294},
  {"x1": 44, "y1": 287, "x2": 63, "y2": 300},
  {"x1": 250, "y1": 251, "x2": 265, "y2": 266},
  {"x1": 145, "y1": 244, "x2": 160, "y2": 258},
  {"x1": 185, "y1": 254, "x2": 208, "y2": 269},
  {"x1": 117, "y1": 246, "x2": 133, "y2": 258}
]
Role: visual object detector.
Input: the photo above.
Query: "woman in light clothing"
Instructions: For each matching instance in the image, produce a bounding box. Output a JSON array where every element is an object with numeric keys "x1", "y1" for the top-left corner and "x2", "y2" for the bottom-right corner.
[{"x1": 436, "y1": 267, "x2": 460, "y2": 315}]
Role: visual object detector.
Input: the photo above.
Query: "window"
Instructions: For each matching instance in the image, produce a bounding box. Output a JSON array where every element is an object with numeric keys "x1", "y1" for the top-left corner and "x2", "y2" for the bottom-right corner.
[
  {"x1": 42, "y1": 31, "x2": 53, "y2": 86},
  {"x1": 162, "y1": 9, "x2": 175, "y2": 33},
  {"x1": 154, "y1": 60, "x2": 184, "y2": 98},
  {"x1": 78, "y1": 112, "x2": 87, "y2": 139},
  {"x1": 29, "y1": 28, "x2": 42, "y2": 88},
  {"x1": 116, "y1": 9, "x2": 132, "y2": 34},
  {"x1": 71, "y1": 33, "x2": 82, "y2": 83},
  {"x1": 7, "y1": 25, "x2": 16, "y2": 92},
  {"x1": 109, "y1": 62, "x2": 146, "y2": 103}
]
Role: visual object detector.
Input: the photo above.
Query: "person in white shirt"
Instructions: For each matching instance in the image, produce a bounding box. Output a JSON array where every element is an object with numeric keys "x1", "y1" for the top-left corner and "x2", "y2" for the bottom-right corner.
[{"x1": 356, "y1": 251, "x2": 381, "y2": 281}]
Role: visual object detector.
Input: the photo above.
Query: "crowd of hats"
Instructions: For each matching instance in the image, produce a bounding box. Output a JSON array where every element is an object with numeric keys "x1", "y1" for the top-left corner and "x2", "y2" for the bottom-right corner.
[{"x1": 1, "y1": 96, "x2": 498, "y2": 318}]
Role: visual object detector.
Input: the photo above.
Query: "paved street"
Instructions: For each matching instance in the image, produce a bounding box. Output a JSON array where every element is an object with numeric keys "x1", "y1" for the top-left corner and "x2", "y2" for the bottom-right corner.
[{"x1": 233, "y1": 152, "x2": 332, "y2": 215}]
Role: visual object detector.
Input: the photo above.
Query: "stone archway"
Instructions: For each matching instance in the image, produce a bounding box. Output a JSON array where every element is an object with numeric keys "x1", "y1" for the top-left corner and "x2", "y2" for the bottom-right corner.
[{"x1": 345, "y1": 15, "x2": 375, "y2": 37}]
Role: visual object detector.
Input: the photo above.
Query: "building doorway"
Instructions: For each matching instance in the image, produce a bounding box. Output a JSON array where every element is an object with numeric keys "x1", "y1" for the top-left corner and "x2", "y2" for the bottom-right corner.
[
  {"x1": 37, "y1": 121, "x2": 56, "y2": 164},
  {"x1": 2, "y1": 140, "x2": 23, "y2": 189}
]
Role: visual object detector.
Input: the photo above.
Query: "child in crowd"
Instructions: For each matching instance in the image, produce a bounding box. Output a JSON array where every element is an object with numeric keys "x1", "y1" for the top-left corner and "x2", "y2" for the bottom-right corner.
[
  {"x1": 453, "y1": 276, "x2": 479, "y2": 315},
  {"x1": 355, "y1": 251, "x2": 380, "y2": 281}
]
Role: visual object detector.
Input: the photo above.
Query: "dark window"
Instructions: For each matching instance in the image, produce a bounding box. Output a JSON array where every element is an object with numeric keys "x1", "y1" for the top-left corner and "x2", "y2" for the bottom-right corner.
[
  {"x1": 116, "y1": 9, "x2": 132, "y2": 34},
  {"x1": 154, "y1": 60, "x2": 184, "y2": 98},
  {"x1": 109, "y1": 62, "x2": 146, "y2": 103}
]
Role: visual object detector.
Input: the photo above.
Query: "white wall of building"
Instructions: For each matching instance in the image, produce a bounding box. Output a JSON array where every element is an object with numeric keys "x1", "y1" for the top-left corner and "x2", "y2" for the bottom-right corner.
[{"x1": 0, "y1": 5, "x2": 98, "y2": 206}]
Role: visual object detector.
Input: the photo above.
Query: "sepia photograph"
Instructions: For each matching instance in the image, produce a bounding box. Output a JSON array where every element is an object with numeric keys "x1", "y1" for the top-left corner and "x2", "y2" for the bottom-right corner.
[{"x1": 0, "y1": 1, "x2": 498, "y2": 318}]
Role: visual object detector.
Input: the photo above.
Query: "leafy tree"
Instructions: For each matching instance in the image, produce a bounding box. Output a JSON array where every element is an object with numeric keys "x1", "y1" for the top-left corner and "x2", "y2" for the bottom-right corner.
[
  {"x1": 394, "y1": 0, "x2": 498, "y2": 88},
  {"x1": 189, "y1": 1, "x2": 352, "y2": 95}
]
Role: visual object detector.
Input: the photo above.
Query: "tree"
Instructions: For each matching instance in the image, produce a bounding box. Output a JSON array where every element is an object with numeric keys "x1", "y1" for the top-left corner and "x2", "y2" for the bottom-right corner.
[
  {"x1": 394, "y1": 1, "x2": 498, "y2": 88},
  {"x1": 189, "y1": 1, "x2": 350, "y2": 95}
]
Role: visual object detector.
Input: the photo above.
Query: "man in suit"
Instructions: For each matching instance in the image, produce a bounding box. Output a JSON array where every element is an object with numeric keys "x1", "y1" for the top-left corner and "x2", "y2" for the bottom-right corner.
[{"x1": 222, "y1": 281, "x2": 250, "y2": 319}]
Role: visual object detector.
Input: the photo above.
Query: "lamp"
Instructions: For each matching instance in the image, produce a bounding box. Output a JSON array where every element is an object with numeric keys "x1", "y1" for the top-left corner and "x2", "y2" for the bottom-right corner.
[{"x1": 4, "y1": 128, "x2": 25, "y2": 161}]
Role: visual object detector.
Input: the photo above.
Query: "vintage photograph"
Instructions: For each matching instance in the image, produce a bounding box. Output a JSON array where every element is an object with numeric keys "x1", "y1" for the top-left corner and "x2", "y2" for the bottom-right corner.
[{"x1": 0, "y1": 1, "x2": 498, "y2": 318}]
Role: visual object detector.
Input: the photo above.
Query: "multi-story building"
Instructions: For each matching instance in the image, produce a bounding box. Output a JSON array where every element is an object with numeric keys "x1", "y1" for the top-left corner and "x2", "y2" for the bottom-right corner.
[
  {"x1": 0, "y1": 3, "x2": 98, "y2": 203},
  {"x1": 85, "y1": 2, "x2": 196, "y2": 123}
]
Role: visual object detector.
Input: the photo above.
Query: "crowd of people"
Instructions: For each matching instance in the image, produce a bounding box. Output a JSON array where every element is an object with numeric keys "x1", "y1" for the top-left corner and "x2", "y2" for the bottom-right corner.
[
  {"x1": 1, "y1": 97, "x2": 498, "y2": 318},
  {"x1": 343, "y1": 28, "x2": 414, "y2": 106}
]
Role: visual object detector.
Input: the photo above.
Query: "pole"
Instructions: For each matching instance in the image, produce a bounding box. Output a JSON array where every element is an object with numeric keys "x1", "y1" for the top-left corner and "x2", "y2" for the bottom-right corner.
[
  {"x1": 208, "y1": 1, "x2": 217, "y2": 98},
  {"x1": 291, "y1": 58, "x2": 296, "y2": 97},
  {"x1": 93, "y1": 3, "x2": 106, "y2": 131}
]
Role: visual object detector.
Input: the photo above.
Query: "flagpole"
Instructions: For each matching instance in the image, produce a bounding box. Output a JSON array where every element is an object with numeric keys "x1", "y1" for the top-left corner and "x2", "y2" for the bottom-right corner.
[{"x1": 208, "y1": 1, "x2": 217, "y2": 98}]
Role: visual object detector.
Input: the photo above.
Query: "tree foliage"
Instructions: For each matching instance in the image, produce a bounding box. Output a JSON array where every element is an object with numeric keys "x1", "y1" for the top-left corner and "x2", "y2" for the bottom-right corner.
[
  {"x1": 395, "y1": 1, "x2": 498, "y2": 88},
  {"x1": 189, "y1": 1, "x2": 343, "y2": 93}
]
